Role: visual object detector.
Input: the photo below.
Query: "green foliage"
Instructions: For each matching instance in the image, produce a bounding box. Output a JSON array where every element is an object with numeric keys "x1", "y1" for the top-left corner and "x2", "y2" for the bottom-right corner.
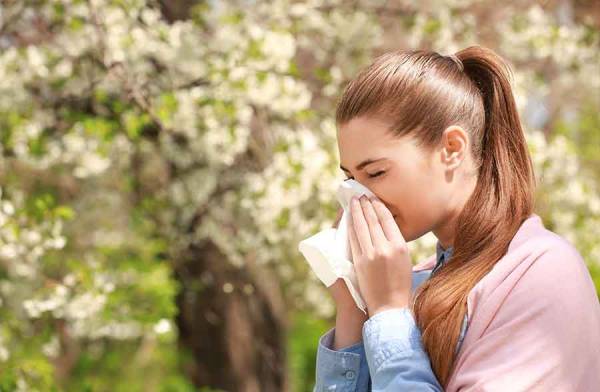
[
  {"x1": 554, "y1": 100, "x2": 600, "y2": 180},
  {"x1": 67, "y1": 340, "x2": 196, "y2": 392},
  {"x1": 287, "y1": 311, "x2": 331, "y2": 392}
]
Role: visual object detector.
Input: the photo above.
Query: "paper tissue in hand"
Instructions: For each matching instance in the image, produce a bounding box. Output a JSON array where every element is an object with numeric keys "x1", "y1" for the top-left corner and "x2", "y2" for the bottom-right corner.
[{"x1": 297, "y1": 179, "x2": 376, "y2": 314}]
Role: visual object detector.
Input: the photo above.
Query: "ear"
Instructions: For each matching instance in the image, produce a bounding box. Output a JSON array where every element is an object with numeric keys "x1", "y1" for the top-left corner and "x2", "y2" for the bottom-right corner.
[{"x1": 441, "y1": 125, "x2": 469, "y2": 170}]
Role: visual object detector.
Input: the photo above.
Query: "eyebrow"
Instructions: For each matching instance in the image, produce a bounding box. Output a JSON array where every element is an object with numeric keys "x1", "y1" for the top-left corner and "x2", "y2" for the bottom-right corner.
[{"x1": 339, "y1": 157, "x2": 387, "y2": 172}]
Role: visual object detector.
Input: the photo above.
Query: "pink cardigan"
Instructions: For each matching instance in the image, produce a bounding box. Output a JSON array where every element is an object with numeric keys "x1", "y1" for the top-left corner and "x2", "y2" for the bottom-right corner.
[{"x1": 413, "y1": 213, "x2": 600, "y2": 391}]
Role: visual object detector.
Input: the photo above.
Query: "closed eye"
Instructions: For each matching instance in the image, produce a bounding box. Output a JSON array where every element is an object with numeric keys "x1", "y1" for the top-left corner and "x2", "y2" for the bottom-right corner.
[{"x1": 345, "y1": 170, "x2": 386, "y2": 180}]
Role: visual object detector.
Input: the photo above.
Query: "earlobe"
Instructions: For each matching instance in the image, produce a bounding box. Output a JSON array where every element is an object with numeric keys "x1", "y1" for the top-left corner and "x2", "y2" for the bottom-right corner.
[
  {"x1": 451, "y1": 153, "x2": 463, "y2": 168},
  {"x1": 442, "y1": 125, "x2": 468, "y2": 169}
]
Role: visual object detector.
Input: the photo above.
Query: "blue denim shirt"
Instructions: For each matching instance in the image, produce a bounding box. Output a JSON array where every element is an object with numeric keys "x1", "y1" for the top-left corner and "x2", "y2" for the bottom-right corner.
[{"x1": 313, "y1": 242, "x2": 468, "y2": 391}]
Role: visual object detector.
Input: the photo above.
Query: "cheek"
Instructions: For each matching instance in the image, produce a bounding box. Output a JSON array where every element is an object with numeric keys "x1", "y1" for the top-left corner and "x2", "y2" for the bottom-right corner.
[
  {"x1": 384, "y1": 172, "x2": 417, "y2": 202},
  {"x1": 383, "y1": 174, "x2": 436, "y2": 216}
]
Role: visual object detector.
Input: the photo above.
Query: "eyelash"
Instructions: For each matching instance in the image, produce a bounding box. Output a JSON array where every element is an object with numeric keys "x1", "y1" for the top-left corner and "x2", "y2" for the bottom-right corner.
[{"x1": 345, "y1": 171, "x2": 385, "y2": 180}]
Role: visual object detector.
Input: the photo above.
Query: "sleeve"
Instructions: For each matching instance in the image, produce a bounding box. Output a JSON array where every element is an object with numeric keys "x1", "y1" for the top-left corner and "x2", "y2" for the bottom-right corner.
[
  {"x1": 447, "y1": 239, "x2": 600, "y2": 390},
  {"x1": 313, "y1": 327, "x2": 370, "y2": 392},
  {"x1": 361, "y1": 308, "x2": 444, "y2": 391}
]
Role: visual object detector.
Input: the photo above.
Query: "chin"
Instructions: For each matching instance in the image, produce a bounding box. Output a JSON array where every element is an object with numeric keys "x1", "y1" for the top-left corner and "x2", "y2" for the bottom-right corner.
[{"x1": 394, "y1": 216, "x2": 410, "y2": 239}]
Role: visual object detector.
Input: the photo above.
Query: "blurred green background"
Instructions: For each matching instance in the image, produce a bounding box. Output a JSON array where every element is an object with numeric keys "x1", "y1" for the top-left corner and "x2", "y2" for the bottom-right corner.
[{"x1": 0, "y1": 0, "x2": 598, "y2": 391}]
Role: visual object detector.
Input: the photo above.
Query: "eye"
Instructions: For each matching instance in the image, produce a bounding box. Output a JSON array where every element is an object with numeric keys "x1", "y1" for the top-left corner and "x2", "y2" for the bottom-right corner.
[
  {"x1": 344, "y1": 171, "x2": 385, "y2": 180},
  {"x1": 368, "y1": 170, "x2": 385, "y2": 178}
]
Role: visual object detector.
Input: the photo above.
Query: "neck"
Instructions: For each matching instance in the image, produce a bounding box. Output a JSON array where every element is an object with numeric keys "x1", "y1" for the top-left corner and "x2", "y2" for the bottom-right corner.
[{"x1": 434, "y1": 173, "x2": 477, "y2": 249}]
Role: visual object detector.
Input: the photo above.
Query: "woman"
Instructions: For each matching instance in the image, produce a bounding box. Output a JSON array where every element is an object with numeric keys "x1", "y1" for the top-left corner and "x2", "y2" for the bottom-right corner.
[{"x1": 313, "y1": 45, "x2": 600, "y2": 391}]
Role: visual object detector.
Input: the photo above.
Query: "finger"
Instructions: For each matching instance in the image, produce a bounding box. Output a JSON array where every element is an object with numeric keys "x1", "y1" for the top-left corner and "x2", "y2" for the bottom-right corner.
[
  {"x1": 347, "y1": 213, "x2": 361, "y2": 260},
  {"x1": 350, "y1": 195, "x2": 373, "y2": 255},
  {"x1": 360, "y1": 196, "x2": 387, "y2": 249},
  {"x1": 369, "y1": 196, "x2": 406, "y2": 244}
]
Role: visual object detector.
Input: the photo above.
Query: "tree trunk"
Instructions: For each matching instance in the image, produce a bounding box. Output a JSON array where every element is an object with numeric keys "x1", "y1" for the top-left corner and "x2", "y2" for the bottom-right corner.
[{"x1": 175, "y1": 239, "x2": 288, "y2": 391}]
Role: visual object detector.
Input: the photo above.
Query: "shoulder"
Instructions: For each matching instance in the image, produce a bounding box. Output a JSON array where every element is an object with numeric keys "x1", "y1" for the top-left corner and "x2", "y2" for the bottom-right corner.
[
  {"x1": 465, "y1": 225, "x2": 600, "y2": 338},
  {"x1": 536, "y1": 235, "x2": 597, "y2": 309},
  {"x1": 518, "y1": 230, "x2": 590, "y2": 291},
  {"x1": 491, "y1": 230, "x2": 599, "y2": 328},
  {"x1": 491, "y1": 215, "x2": 592, "y2": 297}
]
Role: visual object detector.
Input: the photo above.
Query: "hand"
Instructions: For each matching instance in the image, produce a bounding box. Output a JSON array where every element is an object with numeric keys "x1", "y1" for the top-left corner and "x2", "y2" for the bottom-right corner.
[{"x1": 348, "y1": 194, "x2": 412, "y2": 316}]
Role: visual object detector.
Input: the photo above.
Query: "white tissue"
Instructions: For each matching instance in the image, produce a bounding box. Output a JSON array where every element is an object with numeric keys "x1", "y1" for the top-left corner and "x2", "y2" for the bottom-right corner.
[{"x1": 298, "y1": 179, "x2": 376, "y2": 314}]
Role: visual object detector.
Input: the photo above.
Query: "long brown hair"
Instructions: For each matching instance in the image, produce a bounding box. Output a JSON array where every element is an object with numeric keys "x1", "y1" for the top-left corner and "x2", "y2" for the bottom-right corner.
[{"x1": 335, "y1": 45, "x2": 536, "y2": 386}]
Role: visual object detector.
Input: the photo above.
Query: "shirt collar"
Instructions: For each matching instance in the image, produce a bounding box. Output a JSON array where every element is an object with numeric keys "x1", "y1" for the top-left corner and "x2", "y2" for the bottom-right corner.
[{"x1": 435, "y1": 241, "x2": 454, "y2": 267}]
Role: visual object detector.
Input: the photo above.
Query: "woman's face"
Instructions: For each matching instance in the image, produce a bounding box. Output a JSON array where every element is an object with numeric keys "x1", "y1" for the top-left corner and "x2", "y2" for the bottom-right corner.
[{"x1": 337, "y1": 115, "x2": 475, "y2": 244}]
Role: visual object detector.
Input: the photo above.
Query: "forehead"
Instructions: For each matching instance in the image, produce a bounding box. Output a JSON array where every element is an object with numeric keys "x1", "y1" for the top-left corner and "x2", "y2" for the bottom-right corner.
[
  {"x1": 337, "y1": 116, "x2": 413, "y2": 164},
  {"x1": 338, "y1": 116, "x2": 394, "y2": 147}
]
